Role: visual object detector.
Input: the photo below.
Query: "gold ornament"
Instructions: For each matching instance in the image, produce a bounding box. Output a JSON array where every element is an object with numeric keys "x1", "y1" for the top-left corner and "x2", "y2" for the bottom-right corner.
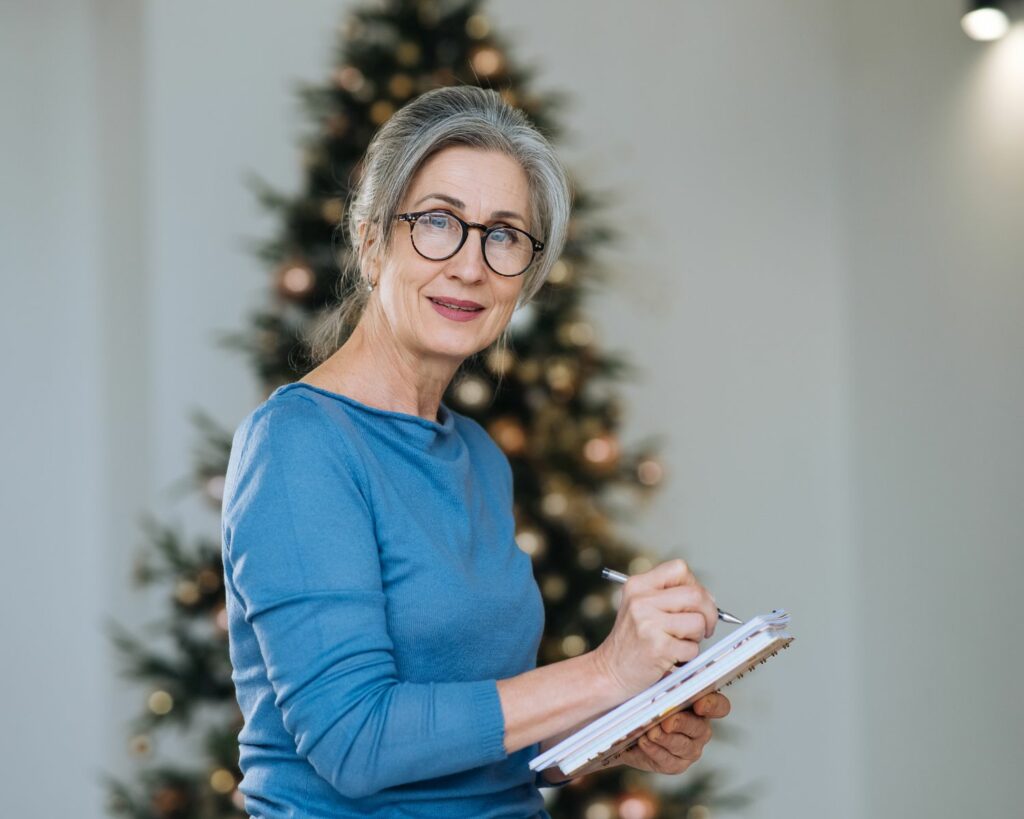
[
  {"x1": 370, "y1": 99, "x2": 395, "y2": 126},
  {"x1": 151, "y1": 786, "x2": 188, "y2": 815},
  {"x1": 275, "y1": 260, "x2": 316, "y2": 300},
  {"x1": 547, "y1": 259, "x2": 572, "y2": 285},
  {"x1": 465, "y1": 14, "x2": 490, "y2": 39},
  {"x1": 175, "y1": 580, "x2": 200, "y2": 606},
  {"x1": 489, "y1": 417, "x2": 527, "y2": 456},
  {"x1": 213, "y1": 602, "x2": 229, "y2": 633},
  {"x1": 429, "y1": 67, "x2": 458, "y2": 89},
  {"x1": 342, "y1": 16, "x2": 365, "y2": 40},
  {"x1": 557, "y1": 319, "x2": 595, "y2": 348},
  {"x1": 541, "y1": 489, "x2": 569, "y2": 518},
  {"x1": 469, "y1": 46, "x2": 505, "y2": 78},
  {"x1": 576, "y1": 545, "x2": 602, "y2": 570},
  {"x1": 517, "y1": 359, "x2": 541, "y2": 384},
  {"x1": 628, "y1": 555, "x2": 654, "y2": 574},
  {"x1": 333, "y1": 65, "x2": 365, "y2": 93},
  {"x1": 395, "y1": 41, "x2": 422, "y2": 67},
  {"x1": 561, "y1": 634, "x2": 587, "y2": 657},
  {"x1": 454, "y1": 375, "x2": 491, "y2": 409},
  {"x1": 541, "y1": 574, "x2": 567, "y2": 602},
  {"x1": 545, "y1": 358, "x2": 578, "y2": 396},
  {"x1": 583, "y1": 434, "x2": 620, "y2": 470},
  {"x1": 486, "y1": 346, "x2": 516, "y2": 375},
  {"x1": 388, "y1": 73, "x2": 415, "y2": 99},
  {"x1": 581, "y1": 593, "x2": 609, "y2": 618},
  {"x1": 616, "y1": 790, "x2": 659, "y2": 819},
  {"x1": 320, "y1": 197, "x2": 345, "y2": 224},
  {"x1": 325, "y1": 112, "x2": 350, "y2": 137},
  {"x1": 514, "y1": 527, "x2": 546, "y2": 559},
  {"x1": 197, "y1": 568, "x2": 220, "y2": 593},
  {"x1": 204, "y1": 473, "x2": 225, "y2": 504},
  {"x1": 209, "y1": 768, "x2": 236, "y2": 794},
  {"x1": 351, "y1": 80, "x2": 377, "y2": 104},
  {"x1": 582, "y1": 510, "x2": 611, "y2": 537},
  {"x1": 636, "y1": 456, "x2": 664, "y2": 487},
  {"x1": 584, "y1": 799, "x2": 616, "y2": 819},
  {"x1": 147, "y1": 690, "x2": 174, "y2": 716},
  {"x1": 416, "y1": 0, "x2": 441, "y2": 27}
]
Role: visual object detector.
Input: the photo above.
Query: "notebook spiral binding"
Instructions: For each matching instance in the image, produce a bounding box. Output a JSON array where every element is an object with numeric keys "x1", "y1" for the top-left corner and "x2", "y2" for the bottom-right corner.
[{"x1": 531, "y1": 610, "x2": 794, "y2": 778}]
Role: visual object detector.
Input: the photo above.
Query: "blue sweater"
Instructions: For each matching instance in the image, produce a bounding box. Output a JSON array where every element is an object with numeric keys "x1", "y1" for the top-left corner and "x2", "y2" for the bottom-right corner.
[{"x1": 221, "y1": 381, "x2": 556, "y2": 818}]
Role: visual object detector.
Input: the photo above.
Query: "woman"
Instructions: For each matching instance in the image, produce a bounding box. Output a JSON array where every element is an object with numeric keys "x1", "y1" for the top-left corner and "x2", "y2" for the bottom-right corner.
[{"x1": 221, "y1": 85, "x2": 731, "y2": 819}]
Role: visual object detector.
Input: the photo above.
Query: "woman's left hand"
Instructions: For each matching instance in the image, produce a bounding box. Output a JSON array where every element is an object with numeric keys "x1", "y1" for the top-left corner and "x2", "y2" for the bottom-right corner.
[{"x1": 612, "y1": 692, "x2": 731, "y2": 775}]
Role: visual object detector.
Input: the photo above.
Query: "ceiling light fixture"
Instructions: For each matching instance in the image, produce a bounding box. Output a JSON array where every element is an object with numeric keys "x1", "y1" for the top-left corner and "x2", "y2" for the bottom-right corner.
[{"x1": 962, "y1": 1, "x2": 1013, "y2": 41}]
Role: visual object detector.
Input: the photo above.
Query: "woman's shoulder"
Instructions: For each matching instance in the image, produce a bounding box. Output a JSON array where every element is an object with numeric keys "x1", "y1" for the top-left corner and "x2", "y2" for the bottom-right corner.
[
  {"x1": 448, "y1": 409, "x2": 513, "y2": 488},
  {"x1": 236, "y1": 383, "x2": 339, "y2": 440},
  {"x1": 230, "y1": 384, "x2": 365, "y2": 476}
]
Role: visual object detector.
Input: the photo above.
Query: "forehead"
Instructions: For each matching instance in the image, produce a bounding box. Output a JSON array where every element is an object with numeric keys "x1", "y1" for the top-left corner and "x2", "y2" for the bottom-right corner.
[{"x1": 405, "y1": 146, "x2": 531, "y2": 215}]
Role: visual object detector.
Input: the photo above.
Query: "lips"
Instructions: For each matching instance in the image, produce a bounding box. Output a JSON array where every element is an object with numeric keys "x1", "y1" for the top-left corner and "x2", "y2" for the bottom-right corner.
[{"x1": 427, "y1": 297, "x2": 484, "y2": 312}]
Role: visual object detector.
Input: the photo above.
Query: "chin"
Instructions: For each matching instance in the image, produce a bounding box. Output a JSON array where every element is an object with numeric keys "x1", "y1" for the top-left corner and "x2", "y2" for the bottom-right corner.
[{"x1": 421, "y1": 336, "x2": 483, "y2": 361}]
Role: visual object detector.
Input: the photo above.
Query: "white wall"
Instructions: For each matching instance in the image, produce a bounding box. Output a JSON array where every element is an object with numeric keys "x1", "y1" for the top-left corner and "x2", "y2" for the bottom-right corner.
[
  {"x1": 506, "y1": 3, "x2": 860, "y2": 816},
  {"x1": 1, "y1": 1, "x2": 107, "y2": 815},
  {"x1": 838, "y1": 1, "x2": 1024, "y2": 814},
  {"x1": 1, "y1": 1, "x2": 1020, "y2": 817}
]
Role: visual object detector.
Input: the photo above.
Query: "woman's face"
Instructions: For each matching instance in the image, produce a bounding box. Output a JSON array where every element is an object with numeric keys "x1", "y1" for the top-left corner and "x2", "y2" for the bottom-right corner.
[{"x1": 364, "y1": 145, "x2": 532, "y2": 365}]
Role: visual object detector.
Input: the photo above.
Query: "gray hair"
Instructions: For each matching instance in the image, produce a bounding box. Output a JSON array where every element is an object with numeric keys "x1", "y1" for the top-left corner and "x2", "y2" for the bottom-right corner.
[{"x1": 304, "y1": 84, "x2": 574, "y2": 373}]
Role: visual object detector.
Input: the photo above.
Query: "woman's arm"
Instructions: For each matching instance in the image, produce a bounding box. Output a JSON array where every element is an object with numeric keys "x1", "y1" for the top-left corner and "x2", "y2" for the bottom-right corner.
[
  {"x1": 225, "y1": 402, "x2": 513, "y2": 800},
  {"x1": 497, "y1": 651, "x2": 622, "y2": 756},
  {"x1": 227, "y1": 398, "x2": 708, "y2": 800},
  {"x1": 500, "y1": 652, "x2": 624, "y2": 788}
]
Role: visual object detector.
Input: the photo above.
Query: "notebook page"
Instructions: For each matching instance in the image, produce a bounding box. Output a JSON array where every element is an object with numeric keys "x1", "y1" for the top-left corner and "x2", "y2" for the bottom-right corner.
[
  {"x1": 561, "y1": 628, "x2": 793, "y2": 775},
  {"x1": 529, "y1": 614, "x2": 769, "y2": 773},
  {"x1": 530, "y1": 610, "x2": 792, "y2": 774}
]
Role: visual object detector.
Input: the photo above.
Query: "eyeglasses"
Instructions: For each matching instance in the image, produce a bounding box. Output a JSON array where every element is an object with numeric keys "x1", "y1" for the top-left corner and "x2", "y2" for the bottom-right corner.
[{"x1": 394, "y1": 209, "x2": 545, "y2": 278}]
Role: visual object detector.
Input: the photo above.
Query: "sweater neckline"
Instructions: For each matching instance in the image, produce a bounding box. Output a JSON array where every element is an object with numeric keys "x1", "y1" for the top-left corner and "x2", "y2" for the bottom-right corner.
[{"x1": 272, "y1": 381, "x2": 456, "y2": 433}]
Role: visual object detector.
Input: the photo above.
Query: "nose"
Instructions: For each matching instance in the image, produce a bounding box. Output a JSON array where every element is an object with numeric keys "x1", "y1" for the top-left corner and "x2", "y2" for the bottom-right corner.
[{"x1": 445, "y1": 227, "x2": 489, "y2": 283}]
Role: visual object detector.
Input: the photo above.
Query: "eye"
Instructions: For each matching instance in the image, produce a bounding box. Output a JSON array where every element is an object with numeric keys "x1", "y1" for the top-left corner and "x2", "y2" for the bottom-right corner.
[
  {"x1": 488, "y1": 226, "x2": 521, "y2": 245},
  {"x1": 421, "y1": 211, "x2": 457, "y2": 230}
]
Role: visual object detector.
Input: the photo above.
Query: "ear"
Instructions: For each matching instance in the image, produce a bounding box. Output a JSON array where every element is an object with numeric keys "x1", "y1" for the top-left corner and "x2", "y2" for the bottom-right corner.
[
  {"x1": 357, "y1": 220, "x2": 377, "y2": 254},
  {"x1": 357, "y1": 221, "x2": 381, "y2": 277}
]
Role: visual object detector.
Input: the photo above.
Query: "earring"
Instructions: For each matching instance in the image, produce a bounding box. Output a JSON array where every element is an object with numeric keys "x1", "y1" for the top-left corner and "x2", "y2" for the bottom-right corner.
[{"x1": 367, "y1": 277, "x2": 376, "y2": 293}]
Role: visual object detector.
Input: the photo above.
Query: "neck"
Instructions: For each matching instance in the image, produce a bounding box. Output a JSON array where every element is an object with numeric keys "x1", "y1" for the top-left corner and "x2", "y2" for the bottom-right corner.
[{"x1": 307, "y1": 309, "x2": 462, "y2": 423}]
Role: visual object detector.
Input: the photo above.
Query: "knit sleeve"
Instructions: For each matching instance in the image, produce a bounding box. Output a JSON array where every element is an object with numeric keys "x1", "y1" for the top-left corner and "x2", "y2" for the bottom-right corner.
[{"x1": 222, "y1": 398, "x2": 508, "y2": 800}]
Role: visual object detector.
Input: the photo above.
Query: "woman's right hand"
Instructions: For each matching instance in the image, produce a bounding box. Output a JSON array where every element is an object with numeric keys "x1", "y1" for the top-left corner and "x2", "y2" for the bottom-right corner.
[{"x1": 590, "y1": 559, "x2": 719, "y2": 700}]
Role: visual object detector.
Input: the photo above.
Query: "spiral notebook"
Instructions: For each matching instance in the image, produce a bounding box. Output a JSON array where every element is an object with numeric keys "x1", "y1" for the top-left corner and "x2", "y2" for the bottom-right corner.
[{"x1": 529, "y1": 610, "x2": 794, "y2": 778}]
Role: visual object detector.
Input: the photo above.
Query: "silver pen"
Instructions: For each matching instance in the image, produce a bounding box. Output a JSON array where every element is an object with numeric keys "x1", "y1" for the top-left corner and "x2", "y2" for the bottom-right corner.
[{"x1": 601, "y1": 567, "x2": 743, "y2": 625}]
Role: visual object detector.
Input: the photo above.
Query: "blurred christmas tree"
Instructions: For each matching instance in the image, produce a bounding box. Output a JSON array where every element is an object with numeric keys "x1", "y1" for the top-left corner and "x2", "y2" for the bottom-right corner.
[{"x1": 103, "y1": 1, "x2": 749, "y2": 817}]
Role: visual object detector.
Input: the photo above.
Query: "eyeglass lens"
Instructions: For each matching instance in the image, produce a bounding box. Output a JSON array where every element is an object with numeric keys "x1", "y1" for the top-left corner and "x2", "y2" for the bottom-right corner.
[{"x1": 411, "y1": 212, "x2": 534, "y2": 276}]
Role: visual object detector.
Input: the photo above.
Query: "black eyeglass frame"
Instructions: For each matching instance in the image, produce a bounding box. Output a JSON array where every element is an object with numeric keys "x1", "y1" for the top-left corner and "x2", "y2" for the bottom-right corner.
[{"x1": 394, "y1": 209, "x2": 545, "y2": 278}]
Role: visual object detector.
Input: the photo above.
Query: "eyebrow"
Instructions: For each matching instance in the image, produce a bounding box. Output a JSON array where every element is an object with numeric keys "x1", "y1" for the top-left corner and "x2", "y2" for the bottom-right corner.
[{"x1": 412, "y1": 193, "x2": 527, "y2": 227}]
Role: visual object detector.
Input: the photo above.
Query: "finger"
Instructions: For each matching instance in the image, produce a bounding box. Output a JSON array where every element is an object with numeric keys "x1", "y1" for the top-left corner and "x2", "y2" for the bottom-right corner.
[
  {"x1": 662, "y1": 710, "x2": 712, "y2": 741},
  {"x1": 648, "y1": 724, "x2": 706, "y2": 760},
  {"x1": 646, "y1": 584, "x2": 718, "y2": 639},
  {"x1": 628, "y1": 559, "x2": 695, "y2": 594},
  {"x1": 693, "y1": 692, "x2": 731, "y2": 719},
  {"x1": 658, "y1": 611, "x2": 706, "y2": 643},
  {"x1": 638, "y1": 734, "x2": 686, "y2": 772}
]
